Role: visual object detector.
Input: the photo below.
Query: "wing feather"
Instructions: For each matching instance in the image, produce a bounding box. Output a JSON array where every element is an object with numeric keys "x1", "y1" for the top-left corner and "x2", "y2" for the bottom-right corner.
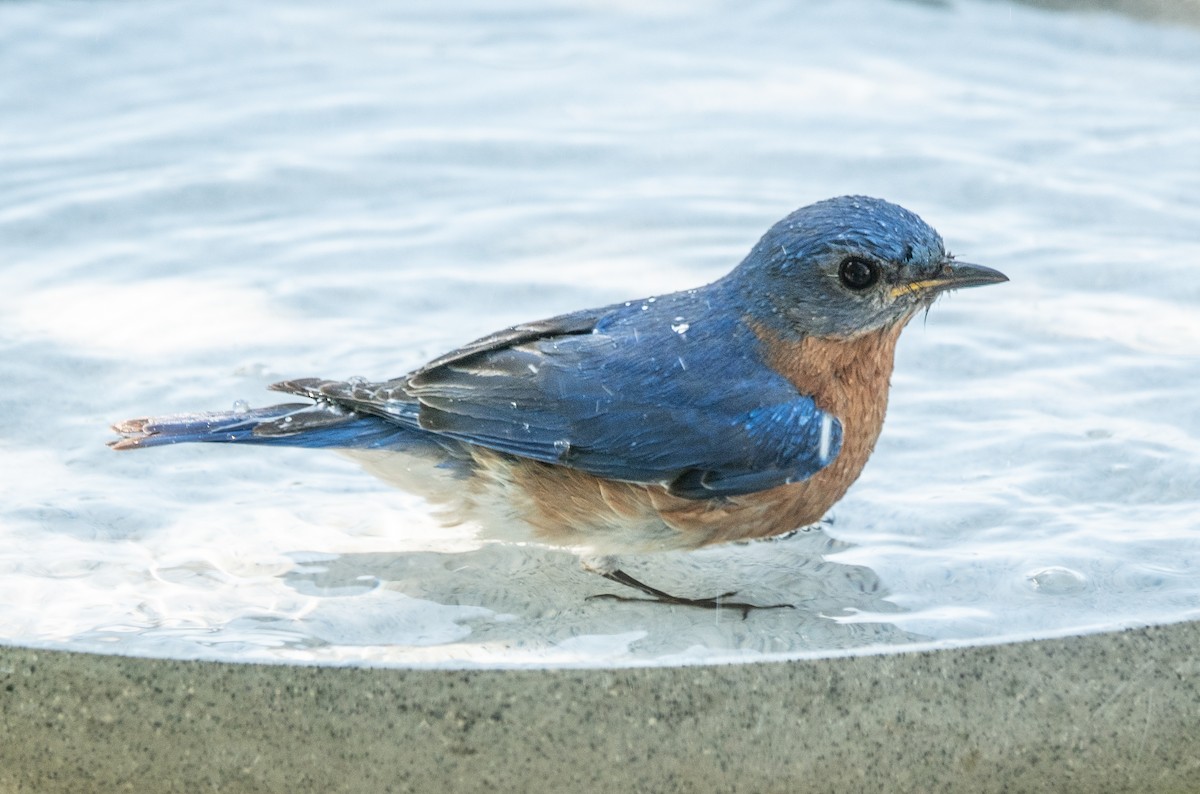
[{"x1": 271, "y1": 293, "x2": 843, "y2": 498}]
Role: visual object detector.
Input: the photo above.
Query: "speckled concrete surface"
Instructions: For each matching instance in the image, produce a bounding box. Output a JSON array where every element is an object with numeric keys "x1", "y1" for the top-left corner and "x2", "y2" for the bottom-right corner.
[
  {"x1": 1018, "y1": 0, "x2": 1200, "y2": 25},
  {"x1": 2, "y1": 621, "x2": 1198, "y2": 793}
]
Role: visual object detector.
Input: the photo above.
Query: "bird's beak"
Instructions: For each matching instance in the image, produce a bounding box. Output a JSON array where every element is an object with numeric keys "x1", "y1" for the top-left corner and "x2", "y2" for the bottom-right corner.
[{"x1": 891, "y1": 260, "x2": 1009, "y2": 299}]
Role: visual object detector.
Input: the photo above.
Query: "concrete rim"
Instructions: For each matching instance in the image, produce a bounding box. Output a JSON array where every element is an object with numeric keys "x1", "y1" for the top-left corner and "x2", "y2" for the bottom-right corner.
[{"x1": 2, "y1": 619, "x2": 1198, "y2": 792}]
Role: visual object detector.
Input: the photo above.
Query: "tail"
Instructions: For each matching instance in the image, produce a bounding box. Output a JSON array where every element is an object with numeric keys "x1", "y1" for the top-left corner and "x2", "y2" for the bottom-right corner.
[{"x1": 109, "y1": 401, "x2": 419, "y2": 451}]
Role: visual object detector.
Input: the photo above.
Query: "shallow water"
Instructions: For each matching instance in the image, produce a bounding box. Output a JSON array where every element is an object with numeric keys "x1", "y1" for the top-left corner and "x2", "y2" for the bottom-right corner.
[{"x1": 1, "y1": 0, "x2": 1198, "y2": 667}]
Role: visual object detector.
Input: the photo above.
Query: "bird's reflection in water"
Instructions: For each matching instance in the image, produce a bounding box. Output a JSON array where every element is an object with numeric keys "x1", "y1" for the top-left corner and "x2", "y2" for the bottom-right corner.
[{"x1": 279, "y1": 522, "x2": 926, "y2": 660}]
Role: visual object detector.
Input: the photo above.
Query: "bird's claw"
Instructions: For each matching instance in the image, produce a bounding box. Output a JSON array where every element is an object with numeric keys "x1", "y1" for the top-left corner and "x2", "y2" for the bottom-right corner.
[{"x1": 589, "y1": 570, "x2": 794, "y2": 619}]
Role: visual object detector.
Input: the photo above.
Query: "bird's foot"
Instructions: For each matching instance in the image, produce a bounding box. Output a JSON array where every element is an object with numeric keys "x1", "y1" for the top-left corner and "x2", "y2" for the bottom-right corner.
[{"x1": 587, "y1": 569, "x2": 793, "y2": 620}]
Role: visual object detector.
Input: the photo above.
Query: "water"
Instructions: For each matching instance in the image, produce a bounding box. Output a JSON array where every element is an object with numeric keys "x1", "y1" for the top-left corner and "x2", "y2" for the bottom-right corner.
[{"x1": 2, "y1": 0, "x2": 1199, "y2": 668}]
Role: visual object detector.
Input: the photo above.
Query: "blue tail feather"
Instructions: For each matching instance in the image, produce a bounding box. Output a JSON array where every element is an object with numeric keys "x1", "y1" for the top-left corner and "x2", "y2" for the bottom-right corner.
[{"x1": 109, "y1": 402, "x2": 422, "y2": 451}]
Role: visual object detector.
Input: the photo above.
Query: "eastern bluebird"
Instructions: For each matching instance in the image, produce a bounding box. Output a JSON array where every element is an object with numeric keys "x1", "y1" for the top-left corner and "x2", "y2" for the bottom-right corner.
[{"x1": 111, "y1": 196, "x2": 1007, "y2": 612}]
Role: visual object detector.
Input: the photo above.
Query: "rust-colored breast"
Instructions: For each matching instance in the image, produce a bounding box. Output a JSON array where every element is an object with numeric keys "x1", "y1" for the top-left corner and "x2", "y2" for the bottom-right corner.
[{"x1": 739, "y1": 323, "x2": 903, "y2": 534}]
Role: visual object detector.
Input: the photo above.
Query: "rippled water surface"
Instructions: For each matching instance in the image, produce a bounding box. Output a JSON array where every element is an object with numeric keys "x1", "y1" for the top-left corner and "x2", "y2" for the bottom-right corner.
[{"x1": 2, "y1": 0, "x2": 1199, "y2": 667}]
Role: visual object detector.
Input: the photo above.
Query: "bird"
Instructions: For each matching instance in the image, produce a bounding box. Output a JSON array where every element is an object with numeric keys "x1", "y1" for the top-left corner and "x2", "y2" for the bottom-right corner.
[{"x1": 110, "y1": 195, "x2": 1007, "y2": 614}]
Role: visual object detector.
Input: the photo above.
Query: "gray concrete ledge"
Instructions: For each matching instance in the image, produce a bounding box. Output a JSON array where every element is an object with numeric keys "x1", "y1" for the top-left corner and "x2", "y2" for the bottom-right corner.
[
  {"x1": 1013, "y1": 0, "x2": 1200, "y2": 26},
  {"x1": 2, "y1": 621, "x2": 1198, "y2": 793}
]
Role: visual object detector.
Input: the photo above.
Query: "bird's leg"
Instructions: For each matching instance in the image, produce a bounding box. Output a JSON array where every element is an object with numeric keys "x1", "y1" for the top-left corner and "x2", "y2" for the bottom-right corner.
[{"x1": 587, "y1": 568, "x2": 794, "y2": 620}]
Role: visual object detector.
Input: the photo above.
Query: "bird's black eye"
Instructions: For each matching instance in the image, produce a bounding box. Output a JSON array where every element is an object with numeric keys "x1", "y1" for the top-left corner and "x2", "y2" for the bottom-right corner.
[{"x1": 838, "y1": 257, "x2": 879, "y2": 291}]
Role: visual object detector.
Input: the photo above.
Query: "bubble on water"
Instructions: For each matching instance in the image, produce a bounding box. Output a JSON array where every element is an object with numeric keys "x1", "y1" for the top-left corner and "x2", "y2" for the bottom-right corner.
[
  {"x1": 671, "y1": 322, "x2": 690, "y2": 335},
  {"x1": 231, "y1": 400, "x2": 250, "y2": 414},
  {"x1": 1027, "y1": 566, "x2": 1088, "y2": 595}
]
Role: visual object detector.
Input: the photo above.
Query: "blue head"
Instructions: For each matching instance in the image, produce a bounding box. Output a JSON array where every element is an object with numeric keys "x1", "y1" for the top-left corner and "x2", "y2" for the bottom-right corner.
[{"x1": 727, "y1": 196, "x2": 1006, "y2": 339}]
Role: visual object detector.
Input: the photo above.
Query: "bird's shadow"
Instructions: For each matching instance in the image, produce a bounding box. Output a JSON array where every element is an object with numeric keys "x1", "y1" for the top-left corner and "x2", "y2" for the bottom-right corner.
[{"x1": 273, "y1": 523, "x2": 927, "y2": 661}]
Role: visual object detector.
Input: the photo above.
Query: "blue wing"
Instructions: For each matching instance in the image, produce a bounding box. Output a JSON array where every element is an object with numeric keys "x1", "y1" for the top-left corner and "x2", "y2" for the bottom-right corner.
[{"x1": 273, "y1": 287, "x2": 842, "y2": 499}]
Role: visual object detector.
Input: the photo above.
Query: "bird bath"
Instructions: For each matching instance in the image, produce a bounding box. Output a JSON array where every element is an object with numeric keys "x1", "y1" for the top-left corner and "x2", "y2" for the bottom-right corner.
[{"x1": 1, "y1": 0, "x2": 1198, "y2": 789}]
